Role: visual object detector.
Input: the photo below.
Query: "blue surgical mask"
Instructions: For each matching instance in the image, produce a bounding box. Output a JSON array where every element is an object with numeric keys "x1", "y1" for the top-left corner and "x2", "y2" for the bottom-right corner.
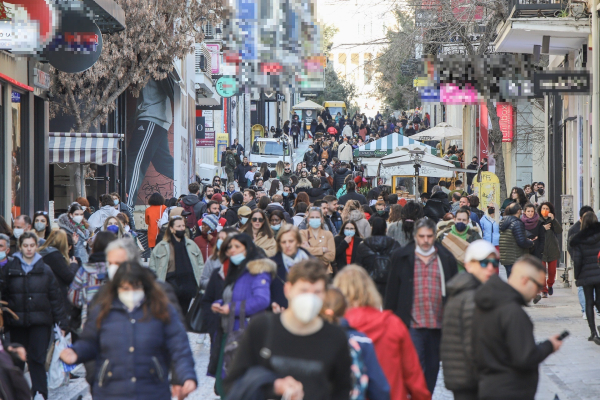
[
  {"x1": 0, "y1": 251, "x2": 5, "y2": 260},
  {"x1": 216, "y1": 238, "x2": 223, "y2": 250},
  {"x1": 282, "y1": 192, "x2": 289, "y2": 197},
  {"x1": 309, "y1": 218, "x2": 321, "y2": 229},
  {"x1": 230, "y1": 252, "x2": 246, "y2": 265},
  {"x1": 344, "y1": 230, "x2": 355, "y2": 237},
  {"x1": 240, "y1": 217, "x2": 249, "y2": 225},
  {"x1": 113, "y1": 199, "x2": 119, "y2": 206},
  {"x1": 271, "y1": 224, "x2": 281, "y2": 231}
]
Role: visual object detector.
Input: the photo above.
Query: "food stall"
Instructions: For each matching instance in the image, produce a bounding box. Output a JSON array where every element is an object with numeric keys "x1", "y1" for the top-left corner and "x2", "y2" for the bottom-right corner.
[{"x1": 291, "y1": 100, "x2": 324, "y2": 131}]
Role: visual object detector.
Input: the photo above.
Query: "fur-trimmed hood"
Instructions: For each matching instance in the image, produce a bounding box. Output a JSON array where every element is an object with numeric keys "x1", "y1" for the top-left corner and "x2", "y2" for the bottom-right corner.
[
  {"x1": 571, "y1": 221, "x2": 600, "y2": 246},
  {"x1": 246, "y1": 258, "x2": 277, "y2": 277},
  {"x1": 57, "y1": 213, "x2": 89, "y2": 236},
  {"x1": 296, "y1": 178, "x2": 313, "y2": 189}
]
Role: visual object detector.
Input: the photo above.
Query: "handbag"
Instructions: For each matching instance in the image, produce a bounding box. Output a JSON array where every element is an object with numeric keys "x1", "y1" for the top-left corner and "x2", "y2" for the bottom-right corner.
[
  {"x1": 222, "y1": 300, "x2": 246, "y2": 374},
  {"x1": 185, "y1": 291, "x2": 206, "y2": 333}
]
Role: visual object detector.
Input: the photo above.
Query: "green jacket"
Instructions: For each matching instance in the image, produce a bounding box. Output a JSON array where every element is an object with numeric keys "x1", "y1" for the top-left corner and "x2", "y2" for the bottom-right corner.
[
  {"x1": 225, "y1": 153, "x2": 237, "y2": 172},
  {"x1": 148, "y1": 239, "x2": 204, "y2": 284}
]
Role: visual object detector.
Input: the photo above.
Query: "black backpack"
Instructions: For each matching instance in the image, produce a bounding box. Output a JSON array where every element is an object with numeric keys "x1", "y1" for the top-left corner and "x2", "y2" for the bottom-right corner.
[{"x1": 369, "y1": 250, "x2": 392, "y2": 284}]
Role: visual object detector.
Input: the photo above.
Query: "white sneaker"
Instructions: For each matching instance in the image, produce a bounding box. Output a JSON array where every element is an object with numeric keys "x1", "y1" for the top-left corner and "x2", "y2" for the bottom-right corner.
[{"x1": 583, "y1": 312, "x2": 587, "y2": 320}]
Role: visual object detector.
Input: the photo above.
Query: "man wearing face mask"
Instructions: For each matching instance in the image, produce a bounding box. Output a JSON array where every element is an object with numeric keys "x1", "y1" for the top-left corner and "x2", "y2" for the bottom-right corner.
[
  {"x1": 236, "y1": 206, "x2": 252, "y2": 229},
  {"x1": 531, "y1": 182, "x2": 547, "y2": 207},
  {"x1": 385, "y1": 218, "x2": 458, "y2": 394},
  {"x1": 110, "y1": 192, "x2": 135, "y2": 231},
  {"x1": 224, "y1": 260, "x2": 352, "y2": 400},
  {"x1": 437, "y1": 207, "x2": 482, "y2": 271},
  {"x1": 12, "y1": 215, "x2": 35, "y2": 252}
]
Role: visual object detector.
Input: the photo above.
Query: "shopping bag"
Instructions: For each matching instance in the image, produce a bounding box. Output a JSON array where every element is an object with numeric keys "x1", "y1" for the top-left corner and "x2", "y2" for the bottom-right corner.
[
  {"x1": 47, "y1": 325, "x2": 71, "y2": 389},
  {"x1": 441, "y1": 233, "x2": 469, "y2": 264},
  {"x1": 185, "y1": 294, "x2": 207, "y2": 333}
]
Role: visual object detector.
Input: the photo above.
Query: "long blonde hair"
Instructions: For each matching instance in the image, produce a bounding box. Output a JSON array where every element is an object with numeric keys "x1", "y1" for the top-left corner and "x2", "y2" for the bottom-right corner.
[
  {"x1": 38, "y1": 229, "x2": 70, "y2": 264},
  {"x1": 341, "y1": 200, "x2": 361, "y2": 222},
  {"x1": 333, "y1": 264, "x2": 382, "y2": 309}
]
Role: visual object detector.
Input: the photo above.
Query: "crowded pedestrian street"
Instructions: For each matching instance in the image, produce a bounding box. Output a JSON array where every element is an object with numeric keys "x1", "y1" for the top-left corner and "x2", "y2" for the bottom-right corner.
[{"x1": 3, "y1": 0, "x2": 600, "y2": 399}]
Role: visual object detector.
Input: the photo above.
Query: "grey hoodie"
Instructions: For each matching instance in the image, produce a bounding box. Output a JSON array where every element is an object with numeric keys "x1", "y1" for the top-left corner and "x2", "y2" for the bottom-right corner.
[{"x1": 14, "y1": 252, "x2": 42, "y2": 274}]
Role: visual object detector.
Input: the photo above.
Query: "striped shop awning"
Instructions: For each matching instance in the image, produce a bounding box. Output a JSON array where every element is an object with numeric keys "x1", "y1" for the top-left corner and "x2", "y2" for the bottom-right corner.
[
  {"x1": 49, "y1": 132, "x2": 124, "y2": 165},
  {"x1": 353, "y1": 133, "x2": 437, "y2": 157}
]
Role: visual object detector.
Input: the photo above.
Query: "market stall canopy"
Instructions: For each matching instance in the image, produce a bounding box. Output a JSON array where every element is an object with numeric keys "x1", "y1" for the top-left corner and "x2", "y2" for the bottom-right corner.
[
  {"x1": 292, "y1": 100, "x2": 324, "y2": 110},
  {"x1": 377, "y1": 146, "x2": 475, "y2": 178},
  {"x1": 409, "y1": 122, "x2": 462, "y2": 141},
  {"x1": 353, "y1": 133, "x2": 436, "y2": 158},
  {"x1": 49, "y1": 132, "x2": 123, "y2": 165}
]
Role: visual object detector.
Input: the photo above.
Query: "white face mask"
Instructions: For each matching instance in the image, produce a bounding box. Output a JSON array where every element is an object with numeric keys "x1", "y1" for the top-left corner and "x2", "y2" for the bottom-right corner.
[
  {"x1": 107, "y1": 264, "x2": 119, "y2": 280},
  {"x1": 415, "y1": 244, "x2": 436, "y2": 256},
  {"x1": 13, "y1": 228, "x2": 24, "y2": 239},
  {"x1": 72, "y1": 215, "x2": 84, "y2": 224},
  {"x1": 118, "y1": 290, "x2": 145, "y2": 311},
  {"x1": 290, "y1": 293, "x2": 323, "y2": 324}
]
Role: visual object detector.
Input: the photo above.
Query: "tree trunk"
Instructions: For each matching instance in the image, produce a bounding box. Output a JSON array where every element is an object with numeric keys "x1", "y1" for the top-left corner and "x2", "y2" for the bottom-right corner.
[{"x1": 486, "y1": 99, "x2": 508, "y2": 203}]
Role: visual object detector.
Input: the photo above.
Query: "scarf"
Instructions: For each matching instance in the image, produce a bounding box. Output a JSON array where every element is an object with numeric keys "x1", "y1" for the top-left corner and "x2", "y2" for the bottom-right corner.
[
  {"x1": 415, "y1": 245, "x2": 436, "y2": 257},
  {"x1": 281, "y1": 249, "x2": 310, "y2": 271},
  {"x1": 521, "y1": 213, "x2": 539, "y2": 230},
  {"x1": 450, "y1": 225, "x2": 469, "y2": 241}
]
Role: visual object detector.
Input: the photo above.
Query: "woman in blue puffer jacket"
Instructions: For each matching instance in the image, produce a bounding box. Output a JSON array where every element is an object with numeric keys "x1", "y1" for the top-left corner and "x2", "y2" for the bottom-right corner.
[
  {"x1": 60, "y1": 262, "x2": 197, "y2": 400},
  {"x1": 480, "y1": 206, "x2": 500, "y2": 248}
]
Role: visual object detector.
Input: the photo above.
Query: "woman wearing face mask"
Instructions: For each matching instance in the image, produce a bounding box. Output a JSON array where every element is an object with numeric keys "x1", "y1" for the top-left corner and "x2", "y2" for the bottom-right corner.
[
  {"x1": 76, "y1": 197, "x2": 92, "y2": 220},
  {"x1": 58, "y1": 203, "x2": 92, "y2": 264},
  {"x1": 32, "y1": 211, "x2": 51, "y2": 241},
  {"x1": 148, "y1": 216, "x2": 204, "y2": 315},
  {"x1": 374, "y1": 200, "x2": 389, "y2": 220},
  {"x1": 300, "y1": 207, "x2": 336, "y2": 273},
  {"x1": 521, "y1": 203, "x2": 545, "y2": 260},
  {"x1": 60, "y1": 262, "x2": 197, "y2": 400},
  {"x1": 268, "y1": 210, "x2": 286, "y2": 238},
  {"x1": 102, "y1": 217, "x2": 125, "y2": 238},
  {"x1": 211, "y1": 234, "x2": 274, "y2": 384},
  {"x1": 538, "y1": 202, "x2": 562, "y2": 298},
  {"x1": 355, "y1": 217, "x2": 401, "y2": 298},
  {"x1": 68, "y1": 231, "x2": 117, "y2": 333},
  {"x1": 334, "y1": 265, "x2": 430, "y2": 400},
  {"x1": 334, "y1": 220, "x2": 363, "y2": 271},
  {"x1": 1, "y1": 233, "x2": 68, "y2": 400},
  {"x1": 240, "y1": 209, "x2": 277, "y2": 257},
  {"x1": 270, "y1": 225, "x2": 312, "y2": 311}
]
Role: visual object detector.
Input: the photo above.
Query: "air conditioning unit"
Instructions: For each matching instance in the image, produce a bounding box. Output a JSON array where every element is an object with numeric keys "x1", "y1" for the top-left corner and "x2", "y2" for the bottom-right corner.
[{"x1": 195, "y1": 44, "x2": 212, "y2": 74}]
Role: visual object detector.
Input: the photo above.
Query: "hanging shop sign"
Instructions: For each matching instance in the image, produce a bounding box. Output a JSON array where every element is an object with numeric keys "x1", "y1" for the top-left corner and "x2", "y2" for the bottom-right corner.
[
  {"x1": 44, "y1": 11, "x2": 103, "y2": 73},
  {"x1": 534, "y1": 71, "x2": 590, "y2": 94},
  {"x1": 215, "y1": 76, "x2": 238, "y2": 98}
]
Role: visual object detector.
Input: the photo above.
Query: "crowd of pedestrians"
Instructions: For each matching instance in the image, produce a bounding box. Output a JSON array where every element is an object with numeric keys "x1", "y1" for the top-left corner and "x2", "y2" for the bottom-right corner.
[{"x1": 0, "y1": 130, "x2": 582, "y2": 400}]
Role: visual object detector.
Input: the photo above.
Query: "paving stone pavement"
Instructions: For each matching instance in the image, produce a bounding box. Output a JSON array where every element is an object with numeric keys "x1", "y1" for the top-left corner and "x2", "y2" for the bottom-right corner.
[{"x1": 50, "y1": 273, "x2": 600, "y2": 400}]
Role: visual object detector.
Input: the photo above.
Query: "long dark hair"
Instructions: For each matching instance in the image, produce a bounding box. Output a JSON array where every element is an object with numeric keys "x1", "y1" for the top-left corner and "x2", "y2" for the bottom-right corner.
[
  {"x1": 33, "y1": 211, "x2": 52, "y2": 239},
  {"x1": 0, "y1": 216, "x2": 12, "y2": 236},
  {"x1": 581, "y1": 211, "x2": 598, "y2": 231},
  {"x1": 401, "y1": 201, "x2": 424, "y2": 240},
  {"x1": 369, "y1": 216, "x2": 387, "y2": 236},
  {"x1": 538, "y1": 201, "x2": 556, "y2": 218},
  {"x1": 241, "y1": 209, "x2": 274, "y2": 239},
  {"x1": 338, "y1": 220, "x2": 361, "y2": 238},
  {"x1": 511, "y1": 187, "x2": 527, "y2": 207},
  {"x1": 95, "y1": 262, "x2": 170, "y2": 328},
  {"x1": 219, "y1": 233, "x2": 261, "y2": 286}
]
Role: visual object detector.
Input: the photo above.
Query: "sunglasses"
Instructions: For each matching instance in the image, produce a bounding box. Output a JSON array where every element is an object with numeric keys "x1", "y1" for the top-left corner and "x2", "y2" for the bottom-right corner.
[
  {"x1": 528, "y1": 276, "x2": 545, "y2": 291},
  {"x1": 478, "y1": 259, "x2": 499, "y2": 268},
  {"x1": 252, "y1": 217, "x2": 264, "y2": 223},
  {"x1": 285, "y1": 169, "x2": 291, "y2": 172}
]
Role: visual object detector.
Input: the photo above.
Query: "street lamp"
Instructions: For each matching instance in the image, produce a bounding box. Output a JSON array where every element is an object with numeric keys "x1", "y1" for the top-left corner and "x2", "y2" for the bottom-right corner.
[{"x1": 409, "y1": 149, "x2": 426, "y2": 199}]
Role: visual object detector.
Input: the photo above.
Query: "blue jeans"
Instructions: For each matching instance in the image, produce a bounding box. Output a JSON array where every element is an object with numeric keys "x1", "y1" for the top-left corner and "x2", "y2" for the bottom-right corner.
[
  {"x1": 409, "y1": 327, "x2": 441, "y2": 394},
  {"x1": 504, "y1": 264, "x2": 513, "y2": 277},
  {"x1": 578, "y1": 286, "x2": 586, "y2": 313}
]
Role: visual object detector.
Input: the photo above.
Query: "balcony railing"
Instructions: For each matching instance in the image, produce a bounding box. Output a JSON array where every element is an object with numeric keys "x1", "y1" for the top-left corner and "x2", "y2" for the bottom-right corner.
[{"x1": 508, "y1": 0, "x2": 567, "y2": 18}]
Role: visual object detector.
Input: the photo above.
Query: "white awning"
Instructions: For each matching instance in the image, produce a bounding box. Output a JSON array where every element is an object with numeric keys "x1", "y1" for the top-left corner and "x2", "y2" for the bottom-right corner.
[{"x1": 49, "y1": 132, "x2": 123, "y2": 165}]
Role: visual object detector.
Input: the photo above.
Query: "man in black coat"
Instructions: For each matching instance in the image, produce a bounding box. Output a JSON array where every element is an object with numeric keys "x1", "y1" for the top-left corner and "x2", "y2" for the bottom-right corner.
[
  {"x1": 333, "y1": 163, "x2": 352, "y2": 192},
  {"x1": 473, "y1": 255, "x2": 562, "y2": 400},
  {"x1": 441, "y1": 240, "x2": 499, "y2": 400},
  {"x1": 567, "y1": 205, "x2": 594, "y2": 318},
  {"x1": 338, "y1": 181, "x2": 367, "y2": 206},
  {"x1": 384, "y1": 218, "x2": 458, "y2": 393},
  {"x1": 303, "y1": 145, "x2": 319, "y2": 171},
  {"x1": 234, "y1": 156, "x2": 252, "y2": 190}
]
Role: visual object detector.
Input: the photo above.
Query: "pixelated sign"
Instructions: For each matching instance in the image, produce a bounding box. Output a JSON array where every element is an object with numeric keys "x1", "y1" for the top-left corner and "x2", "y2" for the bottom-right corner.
[
  {"x1": 44, "y1": 11, "x2": 102, "y2": 73},
  {"x1": 472, "y1": 172, "x2": 500, "y2": 212}
]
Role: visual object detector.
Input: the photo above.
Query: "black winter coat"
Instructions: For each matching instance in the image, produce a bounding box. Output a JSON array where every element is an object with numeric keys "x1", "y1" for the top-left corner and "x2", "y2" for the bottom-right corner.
[
  {"x1": 423, "y1": 198, "x2": 447, "y2": 223},
  {"x1": 0, "y1": 256, "x2": 68, "y2": 328},
  {"x1": 441, "y1": 273, "x2": 481, "y2": 391},
  {"x1": 570, "y1": 222, "x2": 600, "y2": 287},
  {"x1": 383, "y1": 242, "x2": 458, "y2": 327},
  {"x1": 224, "y1": 204, "x2": 242, "y2": 227},
  {"x1": 473, "y1": 275, "x2": 553, "y2": 400},
  {"x1": 333, "y1": 236, "x2": 363, "y2": 271},
  {"x1": 522, "y1": 219, "x2": 545, "y2": 260},
  {"x1": 234, "y1": 164, "x2": 252, "y2": 188},
  {"x1": 333, "y1": 168, "x2": 352, "y2": 192},
  {"x1": 339, "y1": 191, "x2": 367, "y2": 206},
  {"x1": 355, "y1": 236, "x2": 401, "y2": 297},
  {"x1": 40, "y1": 248, "x2": 79, "y2": 315},
  {"x1": 303, "y1": 151, "x2": 319, "y2": 170},
  {"x1": 432, "y1": 191, "x2": 451, "y2": 212}
]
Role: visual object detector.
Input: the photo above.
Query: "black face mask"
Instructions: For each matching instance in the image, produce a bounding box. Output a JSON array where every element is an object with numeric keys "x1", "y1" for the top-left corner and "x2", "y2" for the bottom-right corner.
[
  {"x1": 174, "y1": 230, "x2": 186, "y2": 239},
  {"x1": 488, "y1": 207, "x2": 495, "y2": 215},
  {"x1": 207, "y1": 194, "x2": 213, "y2": 199},
  {"x1": 538, "y1": 188, "x2": 545, "y2": 195}
]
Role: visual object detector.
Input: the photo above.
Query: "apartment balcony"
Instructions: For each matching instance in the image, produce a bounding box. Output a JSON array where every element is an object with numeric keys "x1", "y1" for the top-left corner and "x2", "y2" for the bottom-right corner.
[
  {"x1": 494, "y1": 0, "x2": 590, "y2": 54},
  {"x1": 195, "y1": 43, "x2": 214, "y2": 94}
]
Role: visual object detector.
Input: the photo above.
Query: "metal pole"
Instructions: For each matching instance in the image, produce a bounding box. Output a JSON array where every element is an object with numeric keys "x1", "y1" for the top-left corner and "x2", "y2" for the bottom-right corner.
[{"x1": 592, "y1": 0, "x2": 599, "y2": 209}]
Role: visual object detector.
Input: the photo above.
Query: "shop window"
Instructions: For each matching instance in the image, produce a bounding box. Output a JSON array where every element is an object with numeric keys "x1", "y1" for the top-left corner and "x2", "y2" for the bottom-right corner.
[{"x1": 11, "y1": 91, "x2": 22, "y2": 220}]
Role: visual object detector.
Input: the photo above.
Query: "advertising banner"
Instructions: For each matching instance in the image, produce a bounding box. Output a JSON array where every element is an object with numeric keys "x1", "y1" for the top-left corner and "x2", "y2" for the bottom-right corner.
[
  {"x1": 215, "y1": 133, "x2": 229, "y2": 163},
  {"x1": 196, "y1": 109, "x2": 216, "y2": 146},
  {"x1": 125, "y1": 77, "x2": 176, "y2": 207},
  {"x1": 497, "y1": 102, "x2": 514, "y2": 142}
]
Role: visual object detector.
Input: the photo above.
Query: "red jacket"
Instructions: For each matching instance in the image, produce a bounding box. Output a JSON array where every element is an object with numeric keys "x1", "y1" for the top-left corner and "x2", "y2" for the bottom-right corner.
[
  {"x1": 194, "y1": 232, "x2": 217, "y2": 262},
  {"x1": 345, "y1": 307, "x2": 430, "y2": 400}
]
